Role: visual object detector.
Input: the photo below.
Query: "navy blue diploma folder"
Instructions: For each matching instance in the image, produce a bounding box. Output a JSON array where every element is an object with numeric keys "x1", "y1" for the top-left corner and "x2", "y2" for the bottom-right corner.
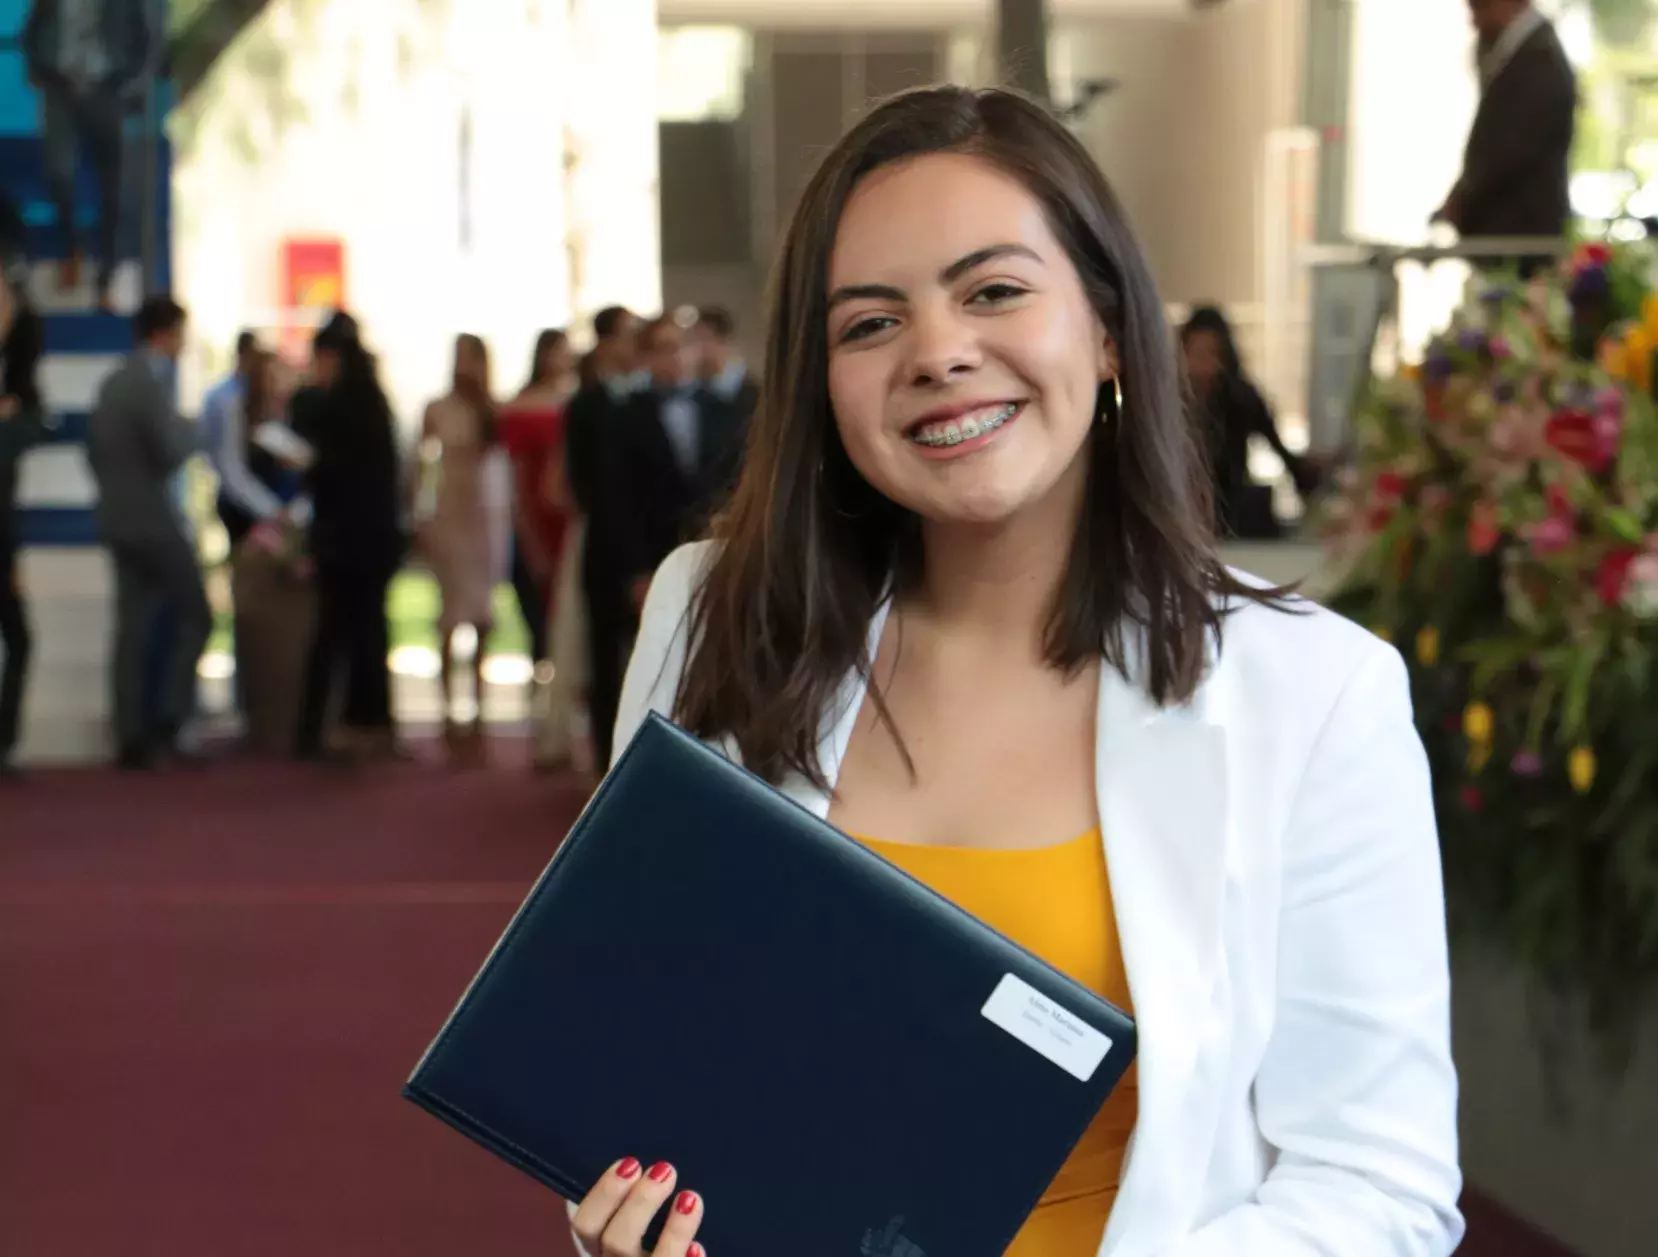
[{"x1": 404, "y1": 713, "x2": 1136, "y2": 1256}]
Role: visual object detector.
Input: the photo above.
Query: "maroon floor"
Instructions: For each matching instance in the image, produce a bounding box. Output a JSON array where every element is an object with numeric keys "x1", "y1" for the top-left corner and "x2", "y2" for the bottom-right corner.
[{"x1": 0, "y1": 750, "x2": 1575, "y2": 1255}]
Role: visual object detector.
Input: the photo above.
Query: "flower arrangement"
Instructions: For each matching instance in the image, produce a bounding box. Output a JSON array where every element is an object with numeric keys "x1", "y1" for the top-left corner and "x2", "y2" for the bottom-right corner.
[{"x1": 1321, "y1": 240, "x2": 1658, "y2": 1058}]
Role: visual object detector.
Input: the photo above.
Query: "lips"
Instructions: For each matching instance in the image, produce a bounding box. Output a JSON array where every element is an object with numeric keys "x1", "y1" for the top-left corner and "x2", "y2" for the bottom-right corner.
[{"x1": 906, "y1": 401, "x2": 1024, "y2": 448}]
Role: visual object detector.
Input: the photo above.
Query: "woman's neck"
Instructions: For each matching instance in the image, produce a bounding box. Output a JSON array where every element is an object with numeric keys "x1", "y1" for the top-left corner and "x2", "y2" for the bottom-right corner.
[{"x1": 908, "y1": 463, "x2": 1085, "y2": 654}]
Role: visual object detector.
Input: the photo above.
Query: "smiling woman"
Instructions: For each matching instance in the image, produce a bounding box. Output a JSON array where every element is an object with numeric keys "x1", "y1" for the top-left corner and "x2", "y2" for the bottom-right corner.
[{"x1": 571, "y1": 86, "x2": 1464, "y2": 1257}]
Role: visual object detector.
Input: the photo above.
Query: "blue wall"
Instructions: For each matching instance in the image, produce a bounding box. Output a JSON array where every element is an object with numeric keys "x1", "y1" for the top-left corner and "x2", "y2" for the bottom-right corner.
[{"x1": 2, "y1": 0, "x2": 173, "y2": 547}]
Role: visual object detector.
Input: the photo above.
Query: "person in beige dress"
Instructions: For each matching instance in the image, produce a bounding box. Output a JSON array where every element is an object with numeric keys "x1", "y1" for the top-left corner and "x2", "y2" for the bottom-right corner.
[{"x1": 418, "y1": 333, "x2": 499, "y2": 762}]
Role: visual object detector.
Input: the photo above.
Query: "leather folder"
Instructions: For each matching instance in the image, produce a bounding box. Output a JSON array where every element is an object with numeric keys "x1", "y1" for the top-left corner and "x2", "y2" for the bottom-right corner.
[{"x1": 405, "y1": 712, "x2": 1136, "y2": 1256}]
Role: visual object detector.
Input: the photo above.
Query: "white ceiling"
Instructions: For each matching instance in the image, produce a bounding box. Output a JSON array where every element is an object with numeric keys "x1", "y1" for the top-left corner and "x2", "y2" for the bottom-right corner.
[{"x1": 657, "y1": 0, "x2": 1199, "y2": 29}]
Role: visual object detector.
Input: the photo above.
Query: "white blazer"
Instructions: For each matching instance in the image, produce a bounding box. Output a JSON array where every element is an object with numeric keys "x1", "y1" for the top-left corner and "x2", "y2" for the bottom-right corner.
[{"x1": 605, "y1": 540, "x2": 1464, "y2": 1257}]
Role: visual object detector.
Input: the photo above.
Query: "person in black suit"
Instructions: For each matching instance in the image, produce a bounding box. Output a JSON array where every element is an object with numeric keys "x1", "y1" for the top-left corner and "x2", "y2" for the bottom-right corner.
[
  {"x1": 564, "y1": 306, "x2": 642, "y2": 769},
  {"x1": 618, "y1": 316, "x2": 745, "y2": 589},
  {"x1": 291, "y1": 314, "x2": 405, "y2": 761},
  {"x1": 0, "y1": 267, "x2": 44, "y2": 779},
  {"x1": 691, "y1": 305, "x2": 757, "y2": 429},
  {"x1": 1436, "y1": 1, "x2": 1576, "y2": 272}
]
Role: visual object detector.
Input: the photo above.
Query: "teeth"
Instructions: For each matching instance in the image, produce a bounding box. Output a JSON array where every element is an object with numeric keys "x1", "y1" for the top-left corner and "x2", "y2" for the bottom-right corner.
[{"x1": 911, "y1": 403, "x2": 1017, "y2": 448}]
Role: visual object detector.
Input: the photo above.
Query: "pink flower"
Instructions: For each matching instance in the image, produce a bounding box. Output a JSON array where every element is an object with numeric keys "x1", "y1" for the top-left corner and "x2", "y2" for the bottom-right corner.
[
  {"x1": 1623, "y1": 553, "x2": 1658, "y2": 618},
  {"x1": 1525, "y1": 514, "x2": 1574, "y2": 555},
  {"x1": 1595, "y1": 547, "x2": 1641, "y2": 607},
  {"x1": 1490, "y1": 335, "x2": 1512, "y2": 359},
  {"x1": 1511, "y1": 751, "x2": 1543, "y2": 777},
  {"x1": 1595, "y1": 386, "x2": 1625, "y2": 418}
]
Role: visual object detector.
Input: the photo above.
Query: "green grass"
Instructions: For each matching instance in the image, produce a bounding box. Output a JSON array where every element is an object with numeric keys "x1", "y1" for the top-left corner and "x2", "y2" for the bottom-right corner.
[{"x1": 209, "y1": 571, "x2": 533, "y2": 658}]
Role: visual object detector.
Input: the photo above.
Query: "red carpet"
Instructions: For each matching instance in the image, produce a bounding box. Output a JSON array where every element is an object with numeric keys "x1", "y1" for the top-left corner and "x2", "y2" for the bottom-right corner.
[{"x1": 0, "y1": 750, "x2": 1575, "y2": 1255}]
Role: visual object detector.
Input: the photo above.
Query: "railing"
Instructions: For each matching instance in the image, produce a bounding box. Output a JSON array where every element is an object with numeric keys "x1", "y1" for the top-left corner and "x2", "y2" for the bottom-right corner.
[{"x1": 1301, "y1": 236, "x2": 1572, "y2": 456}]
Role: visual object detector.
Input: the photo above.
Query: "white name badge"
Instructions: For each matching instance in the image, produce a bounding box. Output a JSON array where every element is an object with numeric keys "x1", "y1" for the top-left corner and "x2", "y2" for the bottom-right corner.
[{"x1": 980, "y1": 972, "x2": 1112, "y2": 1083}]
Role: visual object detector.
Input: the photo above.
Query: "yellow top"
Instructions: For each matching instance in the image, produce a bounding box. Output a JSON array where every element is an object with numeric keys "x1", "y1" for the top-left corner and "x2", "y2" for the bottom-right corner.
[{"x1": 856, "y1": 828, "x2": 1138, "y2": 1257}]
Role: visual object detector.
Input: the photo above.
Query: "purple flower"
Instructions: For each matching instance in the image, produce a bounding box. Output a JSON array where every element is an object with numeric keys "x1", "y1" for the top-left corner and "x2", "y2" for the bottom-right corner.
[
  {"x1": 1494, "y1": 380, "x2": 1518, "y2": 403},
  {"x1": 1569, "y1": 266, "x2": 1610, "y2": 305},
  {"x1": 1489, "y1": 335, "x2": 1512, "y2": 359},
  {"x1": 1424, "y1": 351, "x2": 1454, "y2": 384},
  {"x1": 1511, "y1": 750, "x2": 1542, "y2": 777},
  {"x1": 1459, "y1": 328, "x2": 1487, "y2": 352},
  {"x1": 1481, "y1": 287, "x2": 1507, "y2": 306}
]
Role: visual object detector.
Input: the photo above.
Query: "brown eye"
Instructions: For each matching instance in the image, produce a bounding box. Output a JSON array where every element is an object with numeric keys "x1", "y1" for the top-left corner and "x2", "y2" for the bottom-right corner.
[
  {"x1": 841, "y1": 315, "x2": 897, "y2": 343},
  {"x1": 969, "y1": 283, "x2": 1028, "y2": 305}
]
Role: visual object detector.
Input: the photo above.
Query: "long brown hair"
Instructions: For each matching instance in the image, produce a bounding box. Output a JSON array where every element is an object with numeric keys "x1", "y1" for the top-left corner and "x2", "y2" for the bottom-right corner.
[
  {"x1": 452, "y1": 332, "x2": 497, "y2": 444},
  {"x1": 675, "y1": 86, "x2": 1291, "y2": 789}
]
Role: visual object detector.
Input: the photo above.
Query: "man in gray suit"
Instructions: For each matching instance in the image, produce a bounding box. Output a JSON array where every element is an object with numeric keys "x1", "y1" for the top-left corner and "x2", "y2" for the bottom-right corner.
[{"x1": 86, "y1": 295, "x2": 210, "y2": 768}]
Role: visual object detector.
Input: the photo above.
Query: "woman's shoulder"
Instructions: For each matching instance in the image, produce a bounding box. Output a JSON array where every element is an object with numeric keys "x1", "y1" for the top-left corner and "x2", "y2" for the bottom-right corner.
[
  {"x1": 642, "y1": 540, "x2": 722, "y2": 621},
  {"x1": 1212, "y1": 567, "x2": 1406, "y2": 719}
]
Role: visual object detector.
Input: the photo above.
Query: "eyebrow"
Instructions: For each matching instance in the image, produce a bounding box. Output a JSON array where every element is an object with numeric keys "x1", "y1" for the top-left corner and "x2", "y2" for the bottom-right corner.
[{"x1": 826, "y1": 243, "x2": 1044, "y2": 310}]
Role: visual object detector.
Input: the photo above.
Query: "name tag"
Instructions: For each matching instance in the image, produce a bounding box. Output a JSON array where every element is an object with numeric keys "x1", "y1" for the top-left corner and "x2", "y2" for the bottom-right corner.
[{"x1": 980, "y1": 973, "x2": 1111, "y2": 1083}]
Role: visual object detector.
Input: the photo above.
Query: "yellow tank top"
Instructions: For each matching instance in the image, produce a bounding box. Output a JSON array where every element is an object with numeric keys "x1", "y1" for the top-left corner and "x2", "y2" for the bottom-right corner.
[{"x1": 856, "y1": 829, "x2": 1137, "y2": 1257}]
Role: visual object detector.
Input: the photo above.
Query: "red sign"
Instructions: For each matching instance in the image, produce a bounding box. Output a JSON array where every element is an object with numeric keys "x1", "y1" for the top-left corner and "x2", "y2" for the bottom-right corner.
[{"x1": 282, "y1": 238, "x2": 346, "y2": 311}]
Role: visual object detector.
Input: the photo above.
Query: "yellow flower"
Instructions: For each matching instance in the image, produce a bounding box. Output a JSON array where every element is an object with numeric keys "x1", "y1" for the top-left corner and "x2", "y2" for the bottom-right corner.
[
  {"x1": 1599, "y1": 337, "x2": 1628, "y2": 381},
  {"x1": 1372, "y1": 625, "x2": 1392, "y2": 644},
  {"x1": 1627, "y1": 329, "x2": 1654, "y2": 393},
  {"x1": 1642, "y1": 294, "x2": 1658, "y2": 341},
  {"x1": 1463, "y1": 701, "x2": 1494, "y2": 744},
  {"x1": 1416, "y1": 626, "x2": 1441, "y2": 667},
  {"x1": 1568, "y1": 746, "x2": 1597, "y2": 794},
  {"x1": 1468, "y1": 741, "x2": 1491, "y2": 773}
]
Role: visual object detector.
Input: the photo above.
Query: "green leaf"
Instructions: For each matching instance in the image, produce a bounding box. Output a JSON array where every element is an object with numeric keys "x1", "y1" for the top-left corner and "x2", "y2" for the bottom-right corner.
[
  {"x1": 1601, "y1": 508, "x2": 1647, "y2": 544},
  {"x1": 1562, "y1": 635, "x2": 1608, "y2": 741}
]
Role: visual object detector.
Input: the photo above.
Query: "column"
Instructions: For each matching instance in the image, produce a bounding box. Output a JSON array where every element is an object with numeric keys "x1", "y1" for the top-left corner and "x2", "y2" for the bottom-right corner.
[
  {"x1": 564, "y1": 0, "x2": 663, "y2": 334},
  {"x1": 996, "y1": 0, "x2": 1050, "y2": 104}
]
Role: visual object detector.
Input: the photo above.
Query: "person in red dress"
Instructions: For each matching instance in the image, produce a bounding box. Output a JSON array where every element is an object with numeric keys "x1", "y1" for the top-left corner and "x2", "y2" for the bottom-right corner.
[{"x1": 497, "y1": 329, "x2": 584, "y2": 769}]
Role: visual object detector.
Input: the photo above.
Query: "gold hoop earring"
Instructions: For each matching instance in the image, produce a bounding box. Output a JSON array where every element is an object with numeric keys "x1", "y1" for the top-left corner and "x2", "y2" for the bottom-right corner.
[{"x1": 1102, "y1": 376, "x2": 1123, "y2": 426}]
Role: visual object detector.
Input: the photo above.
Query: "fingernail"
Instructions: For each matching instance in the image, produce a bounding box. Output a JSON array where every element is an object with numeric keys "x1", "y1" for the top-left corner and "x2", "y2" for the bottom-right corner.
[
  {"x1": 647, "y1": 1160, "x2": 674, "y2": 1183},
  {"x1": 615, "y1": 1157, "x2": 641, "y2": 1180},
  {"x1": 675, "y1": 1190, "x2": 699, "y2": 1215},
  {"x1": 688, "y1": 1244, "x2": 705, "y2": 1257}
]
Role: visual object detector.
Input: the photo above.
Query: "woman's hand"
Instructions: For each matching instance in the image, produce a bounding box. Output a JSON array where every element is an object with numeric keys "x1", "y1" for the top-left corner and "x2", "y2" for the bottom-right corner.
[{"x1": 571, "y1": 1157, "x2": 706, "y2": 1257}]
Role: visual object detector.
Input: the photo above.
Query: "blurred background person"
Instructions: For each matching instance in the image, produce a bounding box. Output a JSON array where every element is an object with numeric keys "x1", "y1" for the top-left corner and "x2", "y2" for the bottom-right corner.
[
  {"x1": 416, "y1": 333, "x2": 502, "y2": 765},
  {"x1": 85, "y1": 295, "x2": 210, "y2": 770},
  {"x1": 292, "y1": 313, "x2": 403, "y2": 762},
  {"x1": 690, "y1": 304, "x2": 756, "y2": 428},
  {"x1": 498, "y1": 327, "x2": 588, "y2": 773},
  {"x1": 1434, "y1": 0, "x2": 1575, "y2": 273},
  {"x1": 618, "y1": 314, "x2": 746, "y2": 600},
  {"x1": 1181, "y1": 305, "x2": 1318, "y2": 541},
  {"x1": 564, "y1": 305, "x2": 642, "y2": 769},
  {"x1": 219, "y1": 347, "x2": 313, "y2": 755},
  {"x1": 22, "y1": 0, "x2": 157, "y2": 307},
  {"x1": 0, "y1": 262, "x2": 44, "y2": 780},
  {"x1": 499, "y1": 329, "x2": 574, "y2": 672}
]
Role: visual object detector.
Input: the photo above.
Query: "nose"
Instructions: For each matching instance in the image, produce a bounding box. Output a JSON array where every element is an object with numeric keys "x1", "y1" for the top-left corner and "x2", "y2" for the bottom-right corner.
[{"x1": 905, "y1": 302, "x2": 981, "y2": 388}]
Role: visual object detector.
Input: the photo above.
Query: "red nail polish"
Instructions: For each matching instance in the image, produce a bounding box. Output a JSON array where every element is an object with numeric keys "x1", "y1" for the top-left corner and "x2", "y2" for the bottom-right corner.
[
  {"x1": 615, "y1": 1157, "x2": 640, "y2": 1179},
  {"x1": 647, "y1": 1160, "x2": 674, "y2": 1183},
  {"x1": 675, "y1": 1190, "x2": 699, "y2": 1215},
  {"x1": 687, "y1": 1244, "x2": 705, "y2": 1257}
]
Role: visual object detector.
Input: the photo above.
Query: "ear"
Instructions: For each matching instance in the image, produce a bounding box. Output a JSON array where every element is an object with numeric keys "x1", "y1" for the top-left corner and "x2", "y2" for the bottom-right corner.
[{"x1": 1097, "y1": 332, "x2": 1119, "y2": 382}]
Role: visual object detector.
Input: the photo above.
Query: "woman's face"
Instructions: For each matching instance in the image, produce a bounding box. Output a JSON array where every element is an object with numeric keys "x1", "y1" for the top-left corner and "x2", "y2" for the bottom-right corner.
[
  {"x1": 455, "y1": 338, "x2": 486, "y2": 389},
  {"x1": 824, "y1": 152, "x2": 1114, "y2": 528},
  {"x1": 1182, "y1": 329, "x2": 1225, "y2": 394},
  {"x1": 540, "y1": 338, "x2": 574, "y2": 383},
  {"x1": 311, "y1": 346, "x2": 340, "y2": 388}
]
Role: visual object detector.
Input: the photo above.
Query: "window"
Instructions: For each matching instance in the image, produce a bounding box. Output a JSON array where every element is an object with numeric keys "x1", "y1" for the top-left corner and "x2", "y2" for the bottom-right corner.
[{"x1": 658, "y1": 26, "x2": 750, "y2": 122}]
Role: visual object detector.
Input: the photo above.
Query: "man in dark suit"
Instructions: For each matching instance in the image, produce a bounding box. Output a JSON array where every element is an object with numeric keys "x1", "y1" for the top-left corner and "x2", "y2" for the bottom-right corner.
[
  {"x1": 85, "y1": 295, "x2": 210, "y2": 768},
  {"x1": 1436, "y1": 1, "x2": 1576, "y2": 269},
  {"x1": 23, "y1": 0, "x2": 158, "y2": 305},
  {"x1": 691, "y1": 305, "x2": 758, "y2": 429},
  {"x1": 618, "y1": 315, "x2": 744, "y2": 598},
  {"x1": 564, "y1": 305, "x2": 642, "y2": 769}
]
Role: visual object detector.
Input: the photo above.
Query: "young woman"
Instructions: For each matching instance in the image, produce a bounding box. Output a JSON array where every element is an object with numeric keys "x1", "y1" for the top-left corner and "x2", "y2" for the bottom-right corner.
[
  {"x1": 418, "y1": 333, "x2": 503, "y2": 762},
  {"x1": 1179, "y1": 305, "x2": 1318, "y2": 540},
  {"x1": 571, "y1": 87, "x2": 1461, "y2": 1257},
  {"x1": 293, "y1": 315, "x2": 404, "y2": 761},
  {"x1": 497, "y1": 329, "x2": 587, "y2": 771}
]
